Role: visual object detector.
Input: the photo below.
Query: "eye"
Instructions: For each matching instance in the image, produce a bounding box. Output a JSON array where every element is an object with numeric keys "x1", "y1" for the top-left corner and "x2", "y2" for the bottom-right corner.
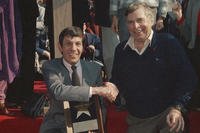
[
  {"x1": 63, "y1": 41, "x2": 72, "y2": 47},
  {"x1": 127, "y1": 20, "x2": 134, "y2": 25},
  {"x1": 136, "y1": 18, "x2": 144, "y2": 23},
  {"x1": 76, "y1": 42, "x2": 82, "y2": 47}
]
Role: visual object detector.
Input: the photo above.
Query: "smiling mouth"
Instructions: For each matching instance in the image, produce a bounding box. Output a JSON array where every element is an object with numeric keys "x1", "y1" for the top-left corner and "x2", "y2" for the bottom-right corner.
[
  {"x1": 136, "y1": 28, "x2": 142, "y2": 33},
  {"x1": 67, "y1": 53, "x2": 78, "y2": 58},
  {"x1": 70, "y1": 54, "x2": 77, "y2": 57}
]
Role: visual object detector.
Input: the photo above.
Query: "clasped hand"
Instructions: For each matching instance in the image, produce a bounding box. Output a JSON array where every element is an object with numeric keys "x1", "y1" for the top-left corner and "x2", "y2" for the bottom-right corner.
[{"x1": 92, "y1": 82, "x2": 119, "y2": 102}]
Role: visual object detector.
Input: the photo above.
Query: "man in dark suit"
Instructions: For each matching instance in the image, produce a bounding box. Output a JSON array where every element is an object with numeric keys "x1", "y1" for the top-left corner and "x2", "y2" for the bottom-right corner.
[{"x1": 39, "y1": 26, "x2": 118, "y2": 133}]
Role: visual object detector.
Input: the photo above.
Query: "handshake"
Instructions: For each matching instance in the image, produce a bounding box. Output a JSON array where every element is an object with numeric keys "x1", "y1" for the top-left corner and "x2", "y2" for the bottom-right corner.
[{"x1": 91, "y1": 82, "x2": 119, "y2": 102}]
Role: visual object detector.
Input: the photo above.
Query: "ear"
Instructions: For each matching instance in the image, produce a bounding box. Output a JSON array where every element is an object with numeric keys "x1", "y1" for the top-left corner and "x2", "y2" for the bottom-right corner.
[{"x1": 57, "y1": 42, "x2": 63, "y2": 54}]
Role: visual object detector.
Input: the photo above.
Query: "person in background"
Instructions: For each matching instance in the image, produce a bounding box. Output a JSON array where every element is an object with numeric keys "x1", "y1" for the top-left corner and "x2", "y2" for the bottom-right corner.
[
  {"x1": 0, "y1": 0, "x2": 21, "y2": 115},
  {"x1": 39, "y1": 26, "x2": 118, "y2": 133},
  {"x1": 94, "y1": 0, "x2": 120, "y2": 81},
  {"x1": 35, "y1": 0, "x2": 50, "y2": 72},
  {"x1": 172, "y1": 0, "x2": 200, "y2": 110},
  {"x1": 82, "y1": 23, "x2": 103, "y2": 63},
  {"x1": 110, "y1": 0, "x2": 172, "y2": 42},
  {"x1": 110, "y1": 2, "x2": 197, "y2": 133}
]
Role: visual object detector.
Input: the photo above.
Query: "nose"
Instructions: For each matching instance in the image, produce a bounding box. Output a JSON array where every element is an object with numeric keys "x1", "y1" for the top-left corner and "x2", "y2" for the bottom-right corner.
[
  {"x1": 132, "y1": 22, "x2": 140, "y2": 29},
  {"x1": 71, "y1": 43, "x2": 77, "y2": 50}
]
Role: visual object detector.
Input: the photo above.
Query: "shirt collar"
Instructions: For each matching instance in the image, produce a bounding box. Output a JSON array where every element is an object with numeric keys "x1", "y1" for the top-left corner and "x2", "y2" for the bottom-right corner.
[
  {"x1": 124, "y1": 30, "x2": 154, "y2": 50},
  {"x1": 62, "y1": 58, "x2": 81, "y2": 71}
]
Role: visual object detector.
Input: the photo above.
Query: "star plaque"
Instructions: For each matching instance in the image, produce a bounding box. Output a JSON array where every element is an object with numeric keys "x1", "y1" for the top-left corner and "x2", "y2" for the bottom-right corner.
[{"x1": 65, "y1": 96, "x2": 104, "y2": 133}]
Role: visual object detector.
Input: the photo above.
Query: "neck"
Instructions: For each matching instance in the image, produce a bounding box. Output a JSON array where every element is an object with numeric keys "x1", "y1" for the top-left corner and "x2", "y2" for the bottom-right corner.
[{"x1": 134, "y1": 41, "x2": 145, "y2": 52}]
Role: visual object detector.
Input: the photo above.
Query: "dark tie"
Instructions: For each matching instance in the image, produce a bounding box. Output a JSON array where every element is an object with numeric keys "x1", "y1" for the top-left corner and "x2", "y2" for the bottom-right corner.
[
  {"x1": 70, "y1": 65, "x2": 92, "y2": 130},
  {"x1": 71, "y1": 65, "x2": 80, "y2": 86}
]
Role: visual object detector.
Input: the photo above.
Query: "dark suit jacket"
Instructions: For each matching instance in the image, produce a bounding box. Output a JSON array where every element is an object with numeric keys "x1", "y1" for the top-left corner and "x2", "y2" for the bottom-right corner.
[{"x1": 40, "y1": 58, "x2": 103, "y2": 133}]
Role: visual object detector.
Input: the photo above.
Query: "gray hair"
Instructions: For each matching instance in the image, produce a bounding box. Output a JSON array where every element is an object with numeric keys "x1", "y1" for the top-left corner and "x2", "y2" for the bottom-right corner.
[{"x1": 125, "y1": 2, "x2": 156, "y2": 24}]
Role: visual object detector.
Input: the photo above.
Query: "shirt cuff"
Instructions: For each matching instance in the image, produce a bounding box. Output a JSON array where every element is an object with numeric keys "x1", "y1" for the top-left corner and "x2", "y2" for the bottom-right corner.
[
  {"x1": 170, "y1": 104, "x2": 187, "y2": 114},
  {"x1": 89, "y1": 87, "x2": 92, "y2": 98}
]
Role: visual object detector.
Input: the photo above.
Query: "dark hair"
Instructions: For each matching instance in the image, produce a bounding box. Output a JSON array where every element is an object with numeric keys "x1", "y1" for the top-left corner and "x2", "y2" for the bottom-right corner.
[{"x1": 59, "y1": 26, "x2": 83, "y2": 46}]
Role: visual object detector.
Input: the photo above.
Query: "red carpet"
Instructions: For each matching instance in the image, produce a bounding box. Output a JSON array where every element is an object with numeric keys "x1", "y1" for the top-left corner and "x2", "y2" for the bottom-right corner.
[
  {"x1": 33, "y1": 80, "x2": 47, "y2": 93},
  {"x1": 106, "y1": 104, "x2": 128, "y2": 133},
  {"x1": 0, "y1": 109, "x2": 42, "y2": 133},
  {"x1": 188, "y1": 111, "x2": 200, "y2": 133},
  {"x1": 0, "y1": 80, "x2": 200, "y2": 133},
  {"x1": 0, "y1": 81, "x2": 46, "y2": 133}
]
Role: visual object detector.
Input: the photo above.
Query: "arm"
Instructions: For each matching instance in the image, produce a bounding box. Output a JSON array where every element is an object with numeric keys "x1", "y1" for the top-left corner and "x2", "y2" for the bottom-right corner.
[
  {"x1": 172, "y1": 1, "x2": 183, "y2": 22},
  {"x1": 110, "y1": 44, "x2": 126, "y2": 105},
  {"x1": 155, "y1": 0, "x2": 169, "y2": 31},
  {"x1": 110, "y1": 0, "x2": 119, "y2": 33},
  {"x1": 155, "y1": 0, "x2": 182, "y2": 31},
  {"x1": 157, "y1": 0, "x2": 169, "y2": 18},
  {"x1": 91, "y1": 63, "x2": 119, "y2": 102},
  {"x1": 42, "y1": 61, "x2": 91, "y2": 102},
  {"x1": 170, "y1": 38, "x2": 197, "y2": 108},
  {"x1": 42, "y1": 60, "x2": 117, "y2": 102},
  {"x1": 166, "y1": 37, "x2": 198, "y2": 132},
  {"x1": 36, "y1": 45, "x2": 51, "y2": 60}
]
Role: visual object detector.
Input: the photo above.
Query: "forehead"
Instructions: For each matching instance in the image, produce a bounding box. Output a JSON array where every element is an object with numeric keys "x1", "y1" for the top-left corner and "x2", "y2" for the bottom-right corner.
[
  {"x1": 63, "y1": 36, "x2": 82, "y2": 42},
  {"x1": 127, "y1": 7, "x2": 146, "y2": 19}
]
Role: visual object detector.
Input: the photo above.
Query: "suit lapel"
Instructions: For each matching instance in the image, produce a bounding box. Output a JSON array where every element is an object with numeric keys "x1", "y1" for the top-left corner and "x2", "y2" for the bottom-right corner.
[
  {"x1": 80, "y1": 60, "x2": 91, "y2": 87},
  {"x1": 60, "y1": 58, "x2": 71, "y2": 84}
]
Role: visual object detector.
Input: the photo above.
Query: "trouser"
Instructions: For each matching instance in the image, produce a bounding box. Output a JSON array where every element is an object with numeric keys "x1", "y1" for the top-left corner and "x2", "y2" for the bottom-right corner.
[
  {"x1": 126, "y1": 108, "x2": 184, "y2": 133},
  {"x1": 0, "y1": 80, "x2": 7, "y2": 103},
  {"x1": 101, "y1": 27, "x2": 119, "y2": 80},
  {"x1": 117, "y1": 8, "x2": 130, "y2": 42}
]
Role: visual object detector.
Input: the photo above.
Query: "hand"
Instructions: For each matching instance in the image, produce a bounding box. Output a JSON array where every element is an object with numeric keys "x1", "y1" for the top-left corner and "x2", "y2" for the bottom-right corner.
[
  {"x1": 155, "y1": 17, "x2": 164, "y2": 31},
  {"x1": 83, "y1": 22, "x2": 87, "y2": 32},
  {"x1": 87, "y1": 45, "x2": 95, "y2": 53},
  {"x1": 104, "y1": 82, "x2": 119, "y2": 102},
  {"x1": 111, "y1": 15, "x2": 119, "y2": 33},
  {"x1": 91, "y1": 82, "x2": 119, "y2": 102},
  {"x1": 43, "y1": 50, "x2": 51, "y2": 60},
  {"x1": 172, "y1": 2, "x2": 183, "y2": 21},
  {"x1": 166, "y1": 108, "x2": 184, "y2": 132},
  {"x1": 36, "y1": 21, "x2": 45, "y2": 29}
]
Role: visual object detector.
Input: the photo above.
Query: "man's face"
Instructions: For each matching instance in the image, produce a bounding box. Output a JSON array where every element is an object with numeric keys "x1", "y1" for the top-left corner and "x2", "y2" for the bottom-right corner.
[
  {"x1": 126, "y1": 7, "x2": 153, "y2": 43},
  {"x1": 60, "y1": 36, "x2": 83, "y2": 65}
]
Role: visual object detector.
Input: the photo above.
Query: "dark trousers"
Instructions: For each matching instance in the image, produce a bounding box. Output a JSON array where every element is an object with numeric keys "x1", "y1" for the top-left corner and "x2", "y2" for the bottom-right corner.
[{"x1": 126, "y1": 108, "x2": 184, "y2": 133}]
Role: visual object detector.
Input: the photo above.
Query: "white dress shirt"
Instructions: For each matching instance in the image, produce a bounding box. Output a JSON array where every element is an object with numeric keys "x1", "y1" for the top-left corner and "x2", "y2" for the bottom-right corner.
[
  {"x1": 124, "y1": 30, "x2": 154, "y2": 55},
  {"x1": 62, "y1": 59, "x2": 92, "y2": 97}
]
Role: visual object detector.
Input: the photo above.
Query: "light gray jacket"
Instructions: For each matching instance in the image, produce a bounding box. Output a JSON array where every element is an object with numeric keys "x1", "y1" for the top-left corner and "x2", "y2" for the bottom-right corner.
[{"x1": 40, "y1": 58, "x2": 103, "y2": 133}]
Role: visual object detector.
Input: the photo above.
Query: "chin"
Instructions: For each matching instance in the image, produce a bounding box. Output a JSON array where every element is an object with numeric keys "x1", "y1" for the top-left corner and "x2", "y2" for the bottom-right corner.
[{"x1": 135, "y1": 37, "x2": 145, "y2": 42}]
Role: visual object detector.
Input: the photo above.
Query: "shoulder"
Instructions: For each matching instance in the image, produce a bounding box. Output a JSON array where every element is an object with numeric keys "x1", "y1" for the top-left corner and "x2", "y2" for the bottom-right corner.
[
  {"x1": 80, "y1": 60, "x2": 103, "y2": 76},
  {"x1": 42, "y1": 58, "x2": 63, "y2": 70},
  {"x1": 154, "y1": 32, "x2": 177, "y2": 41},
  {"x1": 152, "y1": 33, "x2": 186, "y2": 58},
  {"x1": 115, "y1": 40, "x2": 127, "y2": 51},
  {"x1": 81, "y1": 60, "x2": 102, "y2": 70},
  {"x1": 153, "y1": 32, "x2": 182, "y2": 48}
]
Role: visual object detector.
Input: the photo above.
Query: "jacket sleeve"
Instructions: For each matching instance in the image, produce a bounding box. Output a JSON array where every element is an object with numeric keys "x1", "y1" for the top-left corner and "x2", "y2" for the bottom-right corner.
[
  {"x1": 168, "y1": 36, "x2": 198, "y2": 108},
  {"x1": 42, "y1": 60, "x2": 91, "y2": 102}
]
